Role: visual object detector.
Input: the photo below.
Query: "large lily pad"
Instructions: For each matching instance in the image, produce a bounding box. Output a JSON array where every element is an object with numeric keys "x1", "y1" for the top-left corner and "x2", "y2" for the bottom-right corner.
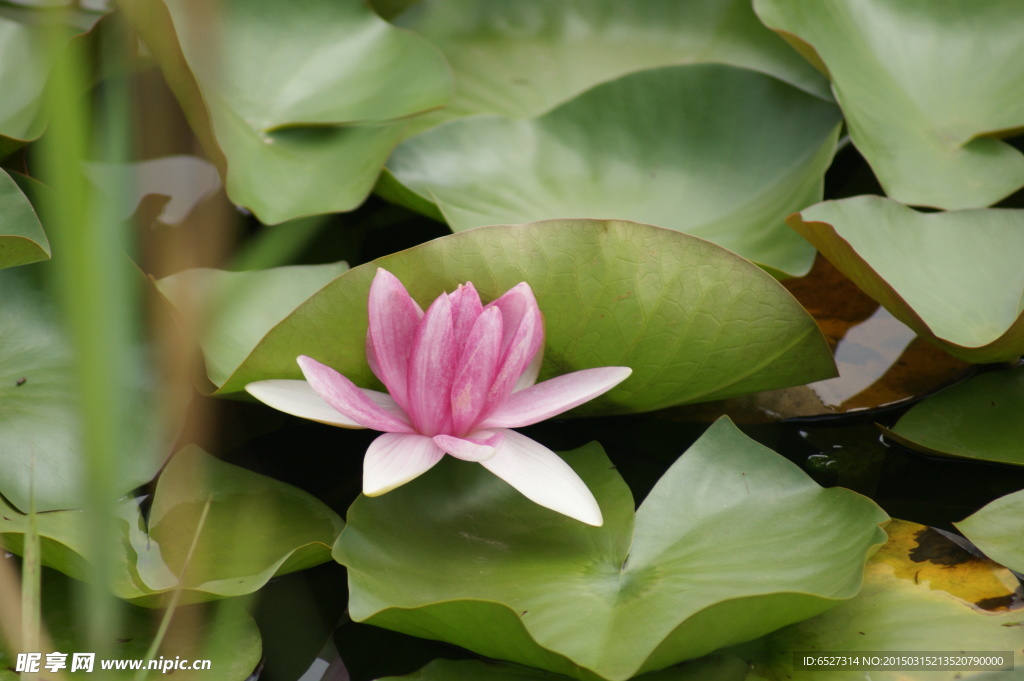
[
  {"x1": 220, "y1": 219, "x2": 837, "y2": 414},
  {"x1": 122, "y1": 0, "x2": 452, "y2": 224},
  {"x1": 0, "y1": 446, "x2": 343, "y2": 606},
  {"x1": 885, "y1": 366, "x2": 1024, "y2": 466},
  {"x1": 386, "y1": 64, "x2": 840, "y2": 277},
  {"x1": 0, "y1": 569, "x2": 261, "y2": 681},
  {"x1": 334, "y1": 417, "x2": 888, "y2": 681},
  {"x1": 755, "y1": 0, "x2": 1024, "y2": 210},
  {"x1": 0, "y1": 168, "x2": 49, "y2": 269},
  {"x1": 392, "y1": 0, "x2": 830, "y2": 134},
  {"x1": 957, "y1": 491, "x2": 1024, "y2": 575},
  {"x1": 0, "y1": 267, "x2": 166, "y2": 512},
  {"x1": 155, "y1": 261, "x2": 349, "y2": 390},
  {"x1": 789, "y1": 196, "x2": 1024, "y2": 363},
  {"x1": 378, "y1": 521, "x2": 1022, "y2": 681}
]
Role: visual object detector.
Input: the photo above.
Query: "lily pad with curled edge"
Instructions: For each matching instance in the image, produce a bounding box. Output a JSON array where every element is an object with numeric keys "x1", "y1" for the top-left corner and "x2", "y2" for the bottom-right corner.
[
  {"x1": 957, "y1": 490, "x2": 1024, "y2": 575},
  {"x1": 390, "y1": 0, "x2": 830, "y2": 135},
  {"x1": 0, "y1": 445, "x2": 343, "y2": 607},
  {"x1": 220, "y1": 219, "x2": 837, "y2": 414},
  {"x1": 0, "y1": 5, "x2": 104, "y2": 149},
  {"x1": 0, "y1": 167, "x2": 49, "y2": 269},
  {"x1": 755, "y1": 0, "x2": 1024, "y2": 210},
  {"x1": 155, "y1": 261, "x2": 349, "y2": 392},
  {"x1": 884, "y1": 365, "x2": 1024, "y2": 466},
  {"x1": 121, "y1": 0, "x2": 452, "y2": 224},
  {"x1": 333, "y1": 417, "x2": 889, "y2": 681},
  {"x1": 789, "y1": 196, "x2": 1024, "y2": 364},
  {"x1": 385, "y1": 64, "x2": 841, "y2": 278}
]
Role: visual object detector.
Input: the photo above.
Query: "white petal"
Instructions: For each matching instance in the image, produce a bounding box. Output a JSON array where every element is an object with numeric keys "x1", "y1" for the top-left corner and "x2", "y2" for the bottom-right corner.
[
  {"x1": 432, "y1": 430, "x2": 503, "y2": 462},
  {"x1": 364, "y1": 432, "x2": 445, "y2": 496},
  {"x1": 246, "y1": 380, "x2": 365, "y2": 428},
  {"x1": 479, "y1": 429, "x2": 603, "y2": 526}
]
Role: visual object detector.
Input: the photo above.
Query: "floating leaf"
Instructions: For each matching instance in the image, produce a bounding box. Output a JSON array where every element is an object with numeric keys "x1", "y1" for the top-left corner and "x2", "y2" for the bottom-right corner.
[
  {"x1": 0, "y1": 168, "x2": 49, "y2": 269},
  {"x1": 122, "y1": 0, "x2": 452, "y2": 223},
  {"x1": 392, "y1": 0, "x2": 830, "y2": 133},
  {"x1": 885, "y1": 366, "x2": 1024, "y2": 466},
  {"x1": 0, "y1": 5, "x2": 104, "y2": 147},
  {"x1": 755, "y1": 0, "x2": 1024, "y2": 209},
  {"x1": 957, "y1": 491, "x2": 1024, "y2": 575},
  {"x1": 789, "y1": 196, "x2": 1024, "y2": 363},
  {"x1": 0, "y1": 267, "x2": 166, "y2": 512},
  {"x1": 0, "y1": 569, "x2": 261, "y2": 681},
  {"x1": 334, "y1": 417, "x2": 888, "y2": 681},
  {"x1": 387, "y1": 65, "x2": 840, "y2": 277},
  {"x1": 0, "y1": 446, "x2": 344, "y2": 605},
  {"x1": 222, "y1": 220, "x2": 837, "y2": 414},
  {"x1": 156, "y1": 262, "x2": 349, "y2": 390}
]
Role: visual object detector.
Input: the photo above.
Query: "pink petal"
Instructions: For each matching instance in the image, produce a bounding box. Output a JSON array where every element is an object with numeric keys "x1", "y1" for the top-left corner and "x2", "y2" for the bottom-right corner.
[
  {"x1": 448, "y1": 281, "x2": 483, "y2": 344},
  {"x1": 479, "y1": 367, "x2": 632, "y2": 429},
  {"x1": 482, "y1": 302, "x2": 543, "y2": 417},
  {"x1": 484, "y1": 282, "x2": 539, "y2": 352},
  {"x1": 406, "y1": 292, "x2": 457, "y2": 435},
  {"x1": 512, "y1": 342, "x2": 544, "y2": 392},
  {"x1": 245, "y1": 380, "x2": 365, "y2": 428},
  {"x1": 450, "y1": 307, "x2": 503, "y2": 435},
  {"x1": 432, "y1": 430, "x2": 504, "y2": 462},
  {"x1": 363, "y1": 432, "x2": 445, "y2": 496},
  {"x1": 298, "y1": 356, "x2": 412, "y2": 433},
  {"x1": 367, "y1": 269, "x2": 423, "y2": 409},
  {"x1": 479, "y1": 429, "x2": 603, "y2": 526}
]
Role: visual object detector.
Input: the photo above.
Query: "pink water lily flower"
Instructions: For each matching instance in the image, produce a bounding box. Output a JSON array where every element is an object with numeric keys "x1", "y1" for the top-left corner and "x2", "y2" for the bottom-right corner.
[{"x1": 246, "y1": 268, "x2": 631, "y2": 526}]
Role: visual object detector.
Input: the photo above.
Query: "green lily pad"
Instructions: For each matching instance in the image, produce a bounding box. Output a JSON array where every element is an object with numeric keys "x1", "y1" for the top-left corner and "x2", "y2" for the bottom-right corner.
[
  {"x1": 392, "y1": 0, "x2": 830, "y2": 134},
  {"x1": 755, "y1": 0, "x2": 1024, "y2": 210},
  {"x1": 0, "y1": 5, "x2": 104, "y2": 147},
  {"x1": 0, "y1": 569, "x2": 261, "y2": 681},
  {"x1": 378, "y1": 522, "x2": 1022, "y2": 681},
  {"x1": 884, "y1": 366, "x2": 1024, "y2": 466},
  {"x1": 0, "y1": 267, "x2": 165, "y2": 512},
  {"x1": 789, "y1": 196, "x2": 1024, "y2": 363},
  {"x1": 957, "y1": 490, "x2": 1024, "y2": 575},
  {"x1": 221, "y1": 219, "x2": 837, "y2": 414},
  {"x1": 334, "y1": 417, "x2": 888, "y2": 681},
  {"x1": 0, "y1": 168, "x2": 49, "y2": 269},
  {"x1": 0, "y1": 445, "x2": 343, "y2": 606},
  {"x1": 123, "y1": 0, "x2": 452, "y2": 224},
  {"x1": 155, "y1": 261, "x2": 349, "y2": 390},
  {"x1": 386, "y1": 64, "x2": 840, "y2": 277}
]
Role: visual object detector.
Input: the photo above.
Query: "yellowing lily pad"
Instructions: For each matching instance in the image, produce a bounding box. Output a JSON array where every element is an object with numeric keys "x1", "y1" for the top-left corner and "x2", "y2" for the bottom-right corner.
[
  {"x1": 393, "y1": 0, "x2": 830, "y2": 134},
  {"x1": 387, "y1": 65, "x2": 841, "y2": 277},
  {"x1": 334, "y1": 417, "x2": 888, "y2": 681},
  {"x1": 957, "y1": 491, "x2": 1024, "y2": 575},
  {"x1": 789, "y1": 196, "x2": 1024, "y2": 363},
  {"x1": 122, "y1": 0, "x2": 452, "y2": 223},
  {"x1": 220, "y1": 219, "x2": 837, "y2": 414},
  {"x1": 0, "y1": 446, "x2": 343, "y2": 606},
  {"x1": 755, "y1": 0, "x2": 1024, "y2": 209}
]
